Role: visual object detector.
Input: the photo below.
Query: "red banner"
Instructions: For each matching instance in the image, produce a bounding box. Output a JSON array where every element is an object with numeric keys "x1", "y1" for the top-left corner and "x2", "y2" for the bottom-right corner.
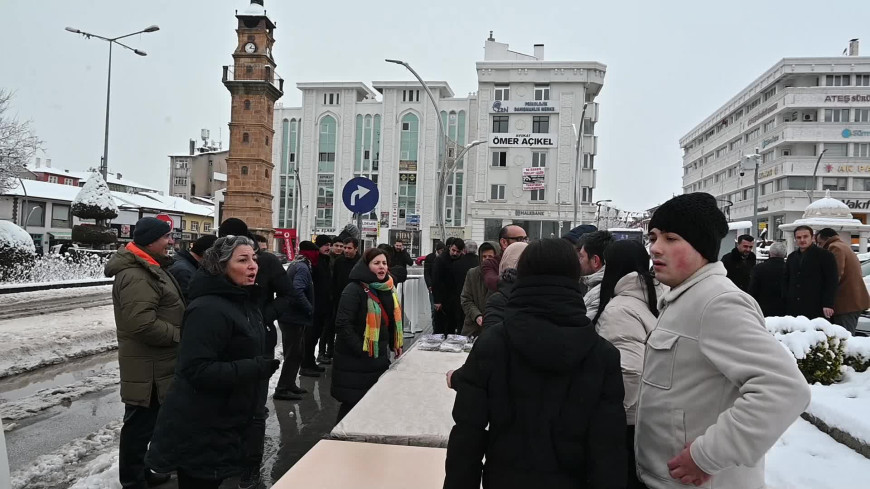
[{"x1": 274, "y1": 228, "x2": 297, "y2": 260}]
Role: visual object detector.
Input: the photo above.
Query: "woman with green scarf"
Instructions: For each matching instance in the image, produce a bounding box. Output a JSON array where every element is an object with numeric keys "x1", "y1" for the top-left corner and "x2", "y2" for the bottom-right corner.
[{"x1": 331, "y1": 247, "x2": 404, "y2": 422}]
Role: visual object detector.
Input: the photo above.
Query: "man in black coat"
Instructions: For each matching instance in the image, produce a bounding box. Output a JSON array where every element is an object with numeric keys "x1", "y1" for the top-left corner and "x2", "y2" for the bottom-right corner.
[
  {"x1": 218, "y1": 218, "x2": 292, "y2": 488},
  {"x1": 301, "y1": 235, "x2": 333, "y2": 376},
  {"x1": 784, "y1": 226, "x2": 839, "y2": 320},
  {"x1": 749, "y1": 242, "x2": 787, "y2": 317},
  {"x1": 433, "y1": 238, "x2": 466, "y2": 335},
  {"x1": 321, "y1": 237, "x2": 360, "y2": 364},
  {"x1": 393, "y1": 238, "x2": 415, "y2": 267},
  {"x1": 721, "y1": 234, "x2": 757, "y2": 292},
  {"x1": 168, "y1": 235, "x2": 218, "y2": 302}
]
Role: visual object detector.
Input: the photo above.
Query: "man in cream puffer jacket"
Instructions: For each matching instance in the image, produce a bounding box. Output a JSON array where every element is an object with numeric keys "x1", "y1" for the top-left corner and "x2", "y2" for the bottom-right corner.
[{"x1": 637, "y1": 193, "x2": 810, "y2": 489}]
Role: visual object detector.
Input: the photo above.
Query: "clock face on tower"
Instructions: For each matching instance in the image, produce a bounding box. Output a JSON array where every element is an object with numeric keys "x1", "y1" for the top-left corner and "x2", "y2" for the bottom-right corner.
[{"x1": 244, "y1": 42, "x2": 256, "y2": 53}]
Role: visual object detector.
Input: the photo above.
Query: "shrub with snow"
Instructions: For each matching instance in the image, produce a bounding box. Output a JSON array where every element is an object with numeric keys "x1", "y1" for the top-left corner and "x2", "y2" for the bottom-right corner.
[
  {"x1": 0, "y1": 251, "x2": 110, "y2": 285},
  {"x1": 71, "y1": 224, "x2": 117, "y2": 245},
  {"x1": 845, "y1": 336, "x2": 870, "y2": 373},
  {"x1": 766, "y1": 316, "x2": 850, "y2": 385},
  {"x1": 71, "y1": 172, "x2": 118, "y2": 220},
  {"x1": 0, "y1": 220, "x2": 36, "y2": 281}
]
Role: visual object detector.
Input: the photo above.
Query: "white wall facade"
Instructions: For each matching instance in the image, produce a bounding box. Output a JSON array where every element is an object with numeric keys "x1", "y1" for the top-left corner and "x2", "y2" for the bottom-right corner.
[
  {"x1": 681, "y1": 54, "x2": 870, "y2": 241},
  {"x1": 272, "y1": 37, "x2": 606, "y2": 254}
]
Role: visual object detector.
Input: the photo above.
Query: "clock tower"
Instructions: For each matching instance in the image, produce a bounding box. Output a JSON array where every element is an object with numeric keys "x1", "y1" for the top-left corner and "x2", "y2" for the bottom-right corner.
[{"x1": 222, "y1": 0, "x2": 283, "y2": 239}]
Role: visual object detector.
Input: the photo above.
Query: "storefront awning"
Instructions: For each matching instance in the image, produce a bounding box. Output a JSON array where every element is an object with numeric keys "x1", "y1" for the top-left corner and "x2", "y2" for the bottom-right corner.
[{"x1": 49, "y1": 231, "x2": 72, "y2": 240}]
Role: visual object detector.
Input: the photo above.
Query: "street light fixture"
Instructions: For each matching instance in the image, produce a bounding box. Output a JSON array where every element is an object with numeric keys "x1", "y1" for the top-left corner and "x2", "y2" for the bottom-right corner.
[
  {"x1": 594, "y1": 199, "x2": 612, "y2": 228},
  {"x1": 65, "y1": 25, "x2": 159, "y2": 181},
  {"x1": 386, "y1": 58, "x2": 472, "y2": 242},
  {"x1": 808, "y1": 148, "x2": 829, "y2": 203},
  {"x1": 572, "y1": 102, "x2": 590, "y2": 228}
]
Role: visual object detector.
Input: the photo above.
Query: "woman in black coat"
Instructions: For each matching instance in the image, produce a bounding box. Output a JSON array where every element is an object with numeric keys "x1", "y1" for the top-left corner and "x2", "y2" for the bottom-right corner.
[
  {"x1": 445, "y1": 239, "x2": 627, "y2": 489},
  {"x1": 331, "y1": 247, "x2": 404, "y2": 422},
  {"x1": 145, "y1": 236, "x2": 280, "y2": 489}
]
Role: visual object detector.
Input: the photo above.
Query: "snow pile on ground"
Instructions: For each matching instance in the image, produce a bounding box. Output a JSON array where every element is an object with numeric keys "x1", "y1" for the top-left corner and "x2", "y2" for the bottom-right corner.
[
  {"x1": 806, "y1": 369, "x2": 870, "y2": 446},
  {"x1": 766, "y1": 418, "x2": 870, "y2": 489},
  {"x1": 0, "y1": 220, "x2": 35, "y2": 253},
  {"x1": 0, "y1": 252, "x2": 111, "y2": 285},
  {"x1": 68, "y1": 452, "x2": 120, "y2": 489},
  {"x1": 0, "y1": 285, "x2": 112, "y2": 307},
  {"x1": 72, "y1": 172, "x2": 119, "y2": 216},
  {"x1": 1, "y1": 367, "x2": 120, "y2": 421},
  {"x1": 10, "y1": 420, "x2": 121, "y2": 489},
  {"x1": 0, "y1": 305, "x2": 117, "y2": 378},
  {"x1": 766, "y1": 316, "x2": 850, "y2": 384}
]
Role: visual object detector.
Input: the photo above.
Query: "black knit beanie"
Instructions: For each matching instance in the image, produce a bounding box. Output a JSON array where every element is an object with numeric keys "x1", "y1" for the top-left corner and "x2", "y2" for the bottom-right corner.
[
  {"x1": 648, "y1": 192, "x2": 729, "y2": 263},
  {"x1": 191, "y1": 234, "x2": 218, "y2": 256},
  {"x1": 299, "y1": 240, "x2": 319, "y2": 251},
  {"x1": 133, "y1": 217, "x2": 171, "y2": 246},
  {"x1": 218, "y1": 218, "x2": 249, "y2": 238},
  {"x1": 315, "y1": 234, "x2": 332, "y2": 248}
]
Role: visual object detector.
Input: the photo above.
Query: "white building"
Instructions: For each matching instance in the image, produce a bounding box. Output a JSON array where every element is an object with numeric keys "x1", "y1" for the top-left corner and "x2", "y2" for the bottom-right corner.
[
  {"x1": 271, "y1": 35, "x2": 605, "y2": 255},
  {"x1": 681, "y1": 41, "x2": 870, "y2": 241}
]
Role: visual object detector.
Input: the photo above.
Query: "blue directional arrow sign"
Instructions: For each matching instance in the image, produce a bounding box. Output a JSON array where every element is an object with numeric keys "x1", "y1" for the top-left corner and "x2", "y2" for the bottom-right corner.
[{"x1": 342, "y1": 177, "x2": 380, "y2": 214}]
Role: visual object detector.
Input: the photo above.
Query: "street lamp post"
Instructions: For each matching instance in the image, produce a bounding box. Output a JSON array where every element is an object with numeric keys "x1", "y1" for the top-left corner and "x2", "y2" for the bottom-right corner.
[
  {"x1": 741, "y1": 152, "x2": 761, "y2": 236},
  {"x1": 808, "y1": 148, "x2": 829, "y2": 203},
  {"x1": 386, "y1": 58, "x2": 477, "y2": 242},
  {"x1": 66, "y1": 25, "x2": 159, "y2": 180},
  {"x1": 572, "y1": 102, "x2": 590, "y2": 228},
  {"x1": 594, "y1": 199, "x2": 612, "y2": 228}
]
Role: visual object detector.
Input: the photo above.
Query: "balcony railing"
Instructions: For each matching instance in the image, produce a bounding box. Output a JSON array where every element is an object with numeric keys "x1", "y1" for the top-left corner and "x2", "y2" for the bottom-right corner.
[{"x1": 223, "y1": 65, "x2": 284, "y2": 92}]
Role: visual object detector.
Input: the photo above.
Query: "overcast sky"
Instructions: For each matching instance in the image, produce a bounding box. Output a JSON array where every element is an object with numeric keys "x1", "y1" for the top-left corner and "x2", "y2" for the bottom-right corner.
[{"x1": 2, "y1": 0, "x2": 868, "y2": 211}]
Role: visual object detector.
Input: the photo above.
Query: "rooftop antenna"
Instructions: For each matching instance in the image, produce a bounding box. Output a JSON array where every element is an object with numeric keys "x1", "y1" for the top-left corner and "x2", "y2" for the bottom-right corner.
[{"x1": 487, "y1": 30, "x2": 495, "y2": 41}]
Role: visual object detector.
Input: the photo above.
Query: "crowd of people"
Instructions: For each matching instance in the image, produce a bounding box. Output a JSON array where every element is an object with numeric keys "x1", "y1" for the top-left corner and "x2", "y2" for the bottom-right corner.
[
  {"x1": 106, "y1": 217, "x2": 413, "y2": 488},
  {"x1": 105, "y1": 189, "x2": 850, "y2": 489}
]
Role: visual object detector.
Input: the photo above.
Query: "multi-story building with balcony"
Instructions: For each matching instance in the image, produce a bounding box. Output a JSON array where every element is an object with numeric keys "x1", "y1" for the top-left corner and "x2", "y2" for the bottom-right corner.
[
  {"x1": 168, "y1": 132, "x2": 229, "y2": 200},
  {"x1": 681, "y1": 42, "x2": 870, "y2": 240},
  {"x1": 271, "y1": 35, "x2": 605, "y2": 254}
]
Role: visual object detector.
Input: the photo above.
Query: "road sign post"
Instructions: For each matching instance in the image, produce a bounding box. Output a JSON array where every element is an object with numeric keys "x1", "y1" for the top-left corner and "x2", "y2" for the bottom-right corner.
[{"x1": 343, "y1": 177, "x2": 380, "y2": 243}]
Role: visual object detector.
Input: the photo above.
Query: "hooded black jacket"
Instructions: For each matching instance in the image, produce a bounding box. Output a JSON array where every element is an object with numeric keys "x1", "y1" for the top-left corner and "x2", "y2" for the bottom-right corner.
[
  {"x1": 331, "y1": 259, "x2": 399, "y2": 405},
  {"x1": 445, "y1": 275, "x2": 626, "y2": 489},
  {"x1": 167, "y1": 248, "x2": 199, "y2": 301},
  {"x1": 481, "y1": 270, "x2": 517, "y2": 330},
  {"x1": 145, "y1": 269, "x2": 268, "y2": 480}
]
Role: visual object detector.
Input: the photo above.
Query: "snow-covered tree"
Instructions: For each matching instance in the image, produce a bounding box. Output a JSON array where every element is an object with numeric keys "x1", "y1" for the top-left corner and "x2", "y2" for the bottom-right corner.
[
  {"x1": 0, "y1": 220, "x2": 36, "y2": 281},
  {"x1": 72, "y1": 171, "x2": 119, "y2": 220},
  {"x1": 0, "y1": 89, "x2": 42, "y2": 193},
  {"x1": 71, "y1": 172, "x2": 119, "y2": 246}
]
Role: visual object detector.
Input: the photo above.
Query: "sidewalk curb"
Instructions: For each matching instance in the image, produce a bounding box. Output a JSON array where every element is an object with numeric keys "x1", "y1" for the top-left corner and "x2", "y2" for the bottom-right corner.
[{"x1": 802, "y1": 412, "x2": 870, "y2": 460}]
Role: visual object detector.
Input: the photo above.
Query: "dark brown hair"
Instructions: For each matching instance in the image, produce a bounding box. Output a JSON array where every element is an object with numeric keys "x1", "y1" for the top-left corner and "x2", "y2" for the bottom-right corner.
[{"x1": 362, "y1": 247, "x2": 387, "y2": 265}]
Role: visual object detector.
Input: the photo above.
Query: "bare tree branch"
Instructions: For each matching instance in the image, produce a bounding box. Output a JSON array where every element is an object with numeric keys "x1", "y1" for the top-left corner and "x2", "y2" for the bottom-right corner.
[{"x1": 0, "y1": 89, "x2": 43, "y2": 193}]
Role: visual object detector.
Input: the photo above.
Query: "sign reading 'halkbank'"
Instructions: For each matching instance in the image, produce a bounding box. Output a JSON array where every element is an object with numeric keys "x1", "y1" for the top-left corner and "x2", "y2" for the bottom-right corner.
[
  {"x1": 491, "y1": 100, "x2": 560, "y2": 113},
  {"x1": 491, "y1": 133, "x2": 558, "y2": 148}
]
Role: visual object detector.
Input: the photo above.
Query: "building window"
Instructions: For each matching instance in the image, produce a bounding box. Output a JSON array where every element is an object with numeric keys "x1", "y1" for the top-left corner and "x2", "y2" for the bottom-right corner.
[
  {"x1": 181, "y1": 220, "x2": 187, "y2": 230},
  {"x1": 490, "y1": 184, "x2": 505, "y2": 200},
  {"x1": 762, "y1": 151, "x2": 775, "y2": 164},
  {"x1": 532, "y1": 151, "x2": 547, "y2": 167},
  {"x1": 494, "y1": 85, "x2": 510, "y2": 101},
  {"x1": 265, "y1": 169, "x2": 270, "y2": 178},
  {"x1": 398, "y1": 173, "x2": 417, "y2": 220},
  {"x1": 245, "y1": 65, "x2": 253, "y2": 74},
  {"x1": 530, "y1": 189, "x2": 545, "y2": 201},
  {"x1": 762, "y1": 120, "x2": 775, "y2": 133},
  {"x1": 826, "y1": 143, "x2": 848, "y2": 157},
  {"x1": 323, "y1": 93, "x2": 340, "y2": 105},
  {"x1": 729, "y1": 139, "x2": 740, "y2": 151},
  {"x1": 762, "y1": 87, "x2": 777, "y2": 102},
  {"x1": 244, "y1": 100, "x2": 251, "y2": 110},
  {"x1": 399, "y1": 113, "x2": 419, "y2": 163},
  {"x1": 402, "y1": 89, "x2": 420, "y2": 102},
  {"x1": 824, "y1": 108, "x2": 850, "y2": 123},
  {"x1": 491, "y1": 151, "x2": 507, "y2": 167},
  {"x1": 785, "y1": 176, "x2": 814, "y2": 190},
  {"x1": 822, "y1": 177, "x2": 848, "y2": 191},
  {"x1": 856, "y1": 109, "x2": 870, "y2": 123},
  {"x1": 534, "y1": 85, "x2": 550, "y2": 101},
  {"x1": 761, "y1": 181, "x2": 774, "y2": 196},
  {"x1": 242, "y1": 132, "x2": 250, "y2": 143},
  {"x1": 203, "y1": 222, "x2": 211, "y2": 232},
  {"x1": 316, "y1": 178, "x2": 335, "y2": 228},
  {"x1": 48, "y1": 175, "x2": 58, "y2": 183},
  {"x1": 492, "y1": 116, "x2": 509, "y2": 133},
  {"x1": 826, "y1": 74, "x2": 851, "y2": 86},
  {"x1": 857, "y1": 75, "x2": 870, "y2": 87},
  {"x1": 857, "y1": 143, "x2": 870, "y2": 157},
  {"x1": 65, "y1": 179, "x2": 76, "y2": 186},
  {"x1": 532, "y1": 116, "x2": 549, "y2": 133},
  {"x1": 175, "y1": 177, "x2": 188, "y2": 186},
  {"x1": 241, "y1": 166, "x2": 249, "y2": 175},
  {"x1": 581, "y1": 187, "x2": 593, "y2": 203},
  {"x1": 319, "y1": 115, "x2": 337, "y2": 172},
  {"x1": 582, "y1": 154, "x2": 594, "y2": 170},
  {"x1": 744, "y1": 128, "x2": 760, "y2": 142},
  {"x1": 51, "y1": 204, "x2": 71, "y2": 228},
  {"x1": 191, "y1": 221, "x2": 199, "y2": 232}
]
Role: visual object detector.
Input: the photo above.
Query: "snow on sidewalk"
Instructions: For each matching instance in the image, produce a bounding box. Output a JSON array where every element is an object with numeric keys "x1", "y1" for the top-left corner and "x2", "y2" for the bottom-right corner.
[
  {"x1": 0, "y1": 284, "x2": 112, "y2": 306},
  {"x1": 1, "y1": 367, "x2": 120, "y2": 421},
  {"x1": 0, "y1": 305, "x2": 117, "y2": 378},
  {"x1": 806, "y1": 369, "x2": 870, "y2": 446},
  {"x1": 766, "y1": 418, "x2": 870, "y2": 489}
]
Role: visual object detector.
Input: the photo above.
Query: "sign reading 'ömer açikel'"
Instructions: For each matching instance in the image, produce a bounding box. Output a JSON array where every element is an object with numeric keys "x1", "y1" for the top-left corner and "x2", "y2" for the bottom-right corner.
[{"x1": 490, "y1": 133, "x2": 558, "y2": 148}]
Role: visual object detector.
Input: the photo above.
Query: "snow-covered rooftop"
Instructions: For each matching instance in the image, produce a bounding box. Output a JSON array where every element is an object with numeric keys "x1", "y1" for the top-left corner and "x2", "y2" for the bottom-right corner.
[
  {"x1": 32, "y1": 168, "x2": 158, "y2": 192},
  {"x1": 4, "y1": 180, "x2": 213, "y2": 217},
  {"x1": 804, "y1": 190, "x2": 853, "y2": 220}
]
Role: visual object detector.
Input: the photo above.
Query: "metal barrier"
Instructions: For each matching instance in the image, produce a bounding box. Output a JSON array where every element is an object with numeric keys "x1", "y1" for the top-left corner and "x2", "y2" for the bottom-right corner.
[{"x1": 397, "y1": 273, "x2": 431, "y2": 336}]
